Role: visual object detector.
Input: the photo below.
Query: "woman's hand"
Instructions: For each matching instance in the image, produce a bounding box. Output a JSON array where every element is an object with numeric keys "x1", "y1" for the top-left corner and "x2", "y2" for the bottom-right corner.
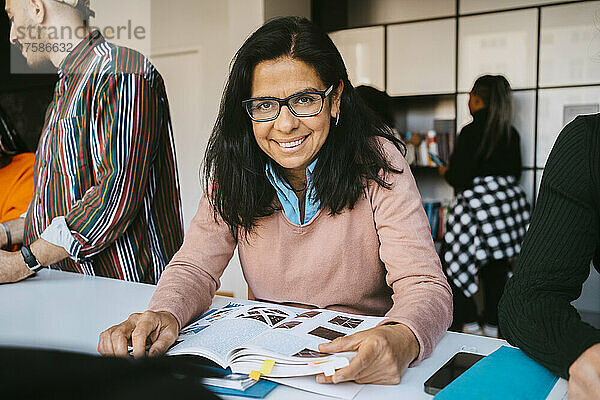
[
  {"x1": 316, "y1": 323, "x2": 419, "y2": 385},
  {"x1": 98, "y1": 310, "x2": 180, "y2": 358},
  {"x1": 568, "y1": 343, "x2": 600, "y2": 399},
  {"x1": 437, "y1": 165, "x2": 449, "y2": 176}
]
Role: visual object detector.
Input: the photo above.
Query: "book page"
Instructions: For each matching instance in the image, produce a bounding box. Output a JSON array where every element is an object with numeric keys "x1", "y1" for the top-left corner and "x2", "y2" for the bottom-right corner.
[
  {"x1": 166, "y1": 302, "x2": 298, "y2": 365},
  {"x1": 546, "y1": 378, "x2": 568, "y2": 400},
  {"x1": 237, "y1": 309, "x2": 385, "y2": 360}
]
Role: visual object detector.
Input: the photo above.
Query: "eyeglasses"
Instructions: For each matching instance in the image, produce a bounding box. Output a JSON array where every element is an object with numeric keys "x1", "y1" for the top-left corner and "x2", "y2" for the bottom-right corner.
[{"x1": 242, "y1": 85, "x2": 334, "y2": 122}]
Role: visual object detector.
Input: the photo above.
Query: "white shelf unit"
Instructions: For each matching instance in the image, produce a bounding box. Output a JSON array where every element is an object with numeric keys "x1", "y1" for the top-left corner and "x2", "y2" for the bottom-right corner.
[
  {"x1": 457, "y1": 9, "x2": 539, "y2": 91},
  {"x1": 329, "y1": 26, "x2": 385, "y2": 92},
  {"x1": 387, "y1": 19, "x2": 456, "y2": 96}
]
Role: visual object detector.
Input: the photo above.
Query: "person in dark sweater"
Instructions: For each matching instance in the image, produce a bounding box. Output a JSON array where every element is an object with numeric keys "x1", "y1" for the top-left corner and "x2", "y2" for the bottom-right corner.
[
  {"x1": 440, "y1": 75, "x2": 526, "y2": 337},
  {"x1": 442, "y1": 76, "x2": 521, "y2": 191},
  {"x1": 499, "y1": 113, "x2": 600, "y2": 397}
]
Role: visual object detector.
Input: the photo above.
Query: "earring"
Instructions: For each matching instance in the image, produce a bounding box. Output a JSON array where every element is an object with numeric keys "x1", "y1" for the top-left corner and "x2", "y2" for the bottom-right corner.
[{"x1": 335, "y1": 113, "x2": 340, "y2": 126}]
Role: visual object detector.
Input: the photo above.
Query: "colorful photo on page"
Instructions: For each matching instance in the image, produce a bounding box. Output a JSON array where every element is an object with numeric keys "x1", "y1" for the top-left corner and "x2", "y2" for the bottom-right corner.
[
  {"x1": 187, "y1": 302, "x2": 245, "y2": 327},
  {"x1": 187, "y1": 325, "x2": 209, "y2": 334},
  {"x1": 204, "y1": 309, "x2": 237, "y2": 323}
]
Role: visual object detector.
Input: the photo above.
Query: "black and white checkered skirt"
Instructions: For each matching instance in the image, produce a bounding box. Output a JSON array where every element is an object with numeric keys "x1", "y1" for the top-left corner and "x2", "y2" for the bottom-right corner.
[{"x1": 443, "y1": 176, "x2": 531, "y2": 297}]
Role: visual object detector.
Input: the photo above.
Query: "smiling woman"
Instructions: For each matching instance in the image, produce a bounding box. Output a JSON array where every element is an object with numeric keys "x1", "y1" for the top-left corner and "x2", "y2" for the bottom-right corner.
[
  {"x1": 246, "y1": 59, "x2": 334, "y2": 167},
  {"x1": 99, "y1": 16, "x2": 453, "y2": 386},
  {"x1": 247, "y1": 58, "x2": 337, "y2": 224}
]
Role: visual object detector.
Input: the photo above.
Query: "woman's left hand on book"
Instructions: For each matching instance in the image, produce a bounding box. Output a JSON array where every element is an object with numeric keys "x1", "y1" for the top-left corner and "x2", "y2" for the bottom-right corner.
[
  {"x1": 316, "y1": 323, "x2": 419, "y2": 385},
  {"x1": 98, "y1": 310, "x2": 180, "y2": 358}
]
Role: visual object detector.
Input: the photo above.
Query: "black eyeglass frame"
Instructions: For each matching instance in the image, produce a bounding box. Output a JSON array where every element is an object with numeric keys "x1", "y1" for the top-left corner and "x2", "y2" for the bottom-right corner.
[{"x1": 242, "y1": 85, "x2": 334, "y2": 122}]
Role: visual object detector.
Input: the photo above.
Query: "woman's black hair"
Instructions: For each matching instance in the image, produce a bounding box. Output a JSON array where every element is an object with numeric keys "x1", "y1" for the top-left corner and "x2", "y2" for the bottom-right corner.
[
  {"x1": 355, "y1": 85, "x2": 394, "y2": 128},
  {"x1": 203, "y1": 16, "x2": 405, "y2": 238},
  {"x1": 471, "y1": 74, "x2": 514, "y2": 161}
]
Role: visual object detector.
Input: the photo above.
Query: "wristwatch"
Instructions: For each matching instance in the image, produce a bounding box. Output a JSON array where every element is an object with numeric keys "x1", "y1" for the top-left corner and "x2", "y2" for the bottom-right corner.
[{"x1": 21, "y1": 245, "x2": 44, "y2": 273}]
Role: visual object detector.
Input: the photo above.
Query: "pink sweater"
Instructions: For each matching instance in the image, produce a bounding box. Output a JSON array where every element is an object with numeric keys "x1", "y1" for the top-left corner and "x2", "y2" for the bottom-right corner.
[{"x1": 149, "y1": 140, "x2": 452, "y2": 363}]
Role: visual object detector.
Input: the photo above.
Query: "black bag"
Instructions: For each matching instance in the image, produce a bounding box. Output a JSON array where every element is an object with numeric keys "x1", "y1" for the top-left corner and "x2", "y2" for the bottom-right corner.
[{"x1": 0, "y1": 348, "x2": 220, "y2": 399}]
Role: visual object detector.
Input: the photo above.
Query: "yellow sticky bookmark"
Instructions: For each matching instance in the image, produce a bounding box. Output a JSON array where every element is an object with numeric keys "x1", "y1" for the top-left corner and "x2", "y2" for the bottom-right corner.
[
  {"x1": 250, "y1": 359, "x2": 275, "y2": 381},
  {"x1": 249, "y1": 371, "x2": 261, "y2": 381}
]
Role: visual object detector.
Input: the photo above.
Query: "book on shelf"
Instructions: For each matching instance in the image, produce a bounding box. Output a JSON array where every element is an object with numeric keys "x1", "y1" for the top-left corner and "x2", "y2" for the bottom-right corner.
[
  {"x1": 438, "y1": 205, "x2": 447, "y2": 239},
  {"x1": 164, "y1": 300, "x2": 386, "y2": 398},
  {"x1": 434, "y1": 118, "x2": 456, "y2": 164},
  {"x1": 403, "y1": 125, "x2": 455, "y2": 168},
  {"x1": 403, "y1": 130, "x2": 454, "y2": 168},
  {"x1": 423, "y1": 201, "x2": 448, "y2": 241},
  {"x1": 431, "y1": 205, "x2": 439, "y2": 239}
]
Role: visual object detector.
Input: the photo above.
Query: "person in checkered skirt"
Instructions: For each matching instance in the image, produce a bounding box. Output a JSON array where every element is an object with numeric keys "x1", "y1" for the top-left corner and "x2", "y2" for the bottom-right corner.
[{"x1": 438, "y1": 75, "x2": 529, "y2": 337}]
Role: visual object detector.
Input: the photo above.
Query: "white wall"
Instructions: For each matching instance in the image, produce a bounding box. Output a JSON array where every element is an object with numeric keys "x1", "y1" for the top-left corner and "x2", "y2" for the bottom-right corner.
[
  {"x1": 89, "y1": 0, "x2": 151, "y2": 55},
  {"x1": 148, "y1": 0, "x2": 265, "y2": 298}
]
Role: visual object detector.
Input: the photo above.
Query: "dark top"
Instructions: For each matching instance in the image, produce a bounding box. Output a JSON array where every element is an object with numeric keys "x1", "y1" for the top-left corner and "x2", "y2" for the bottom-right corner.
[
  {"x1": 498, "y1": 114, "x2": 600, "y2": 379},
  {"x1": 444, "y1": 109, "x2": 522, "y2": 192}
]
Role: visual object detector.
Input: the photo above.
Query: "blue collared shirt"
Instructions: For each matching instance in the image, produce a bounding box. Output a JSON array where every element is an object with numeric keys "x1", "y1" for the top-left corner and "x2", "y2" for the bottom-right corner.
[{"x1": 265, "y1": 159, "x2": 321, "y2": 225}]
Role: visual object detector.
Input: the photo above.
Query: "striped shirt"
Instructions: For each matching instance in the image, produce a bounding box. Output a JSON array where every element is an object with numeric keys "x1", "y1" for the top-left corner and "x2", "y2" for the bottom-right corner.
[{"x1": 23, "y1": 31, "x2": 184, "y2": 284}]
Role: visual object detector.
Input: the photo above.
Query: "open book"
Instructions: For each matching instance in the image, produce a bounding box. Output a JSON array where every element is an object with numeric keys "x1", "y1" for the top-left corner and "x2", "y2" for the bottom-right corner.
[{"x1": 167, "y1": 300, "x2": 386, "y2": 379}]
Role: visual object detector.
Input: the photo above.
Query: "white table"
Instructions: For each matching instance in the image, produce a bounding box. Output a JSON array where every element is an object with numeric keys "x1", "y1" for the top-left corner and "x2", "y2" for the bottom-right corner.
[{"x1": 0, "y1": 269, "x2": 566, "y2": 399}]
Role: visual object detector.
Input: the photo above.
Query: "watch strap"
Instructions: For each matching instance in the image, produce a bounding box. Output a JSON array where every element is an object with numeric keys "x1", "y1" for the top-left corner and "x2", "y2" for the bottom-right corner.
[{"x1": 21, "y1": 245, "x2": 43, "y2": 273}]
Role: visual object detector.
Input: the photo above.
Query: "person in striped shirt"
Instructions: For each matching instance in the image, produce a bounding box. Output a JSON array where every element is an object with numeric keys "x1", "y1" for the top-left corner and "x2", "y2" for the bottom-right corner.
[{"x1": 1, "y1": 0, "x2": 183, "y2": 284}]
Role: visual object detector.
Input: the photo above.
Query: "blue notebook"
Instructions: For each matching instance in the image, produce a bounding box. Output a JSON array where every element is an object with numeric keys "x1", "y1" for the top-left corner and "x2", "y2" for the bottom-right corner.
[
  {"x1": 435, "y1": 346, "x2": 558, "y2": 400},
  {"x1": 198, "y1": 365, "x2": 278, "y2": 398},
  {"x1": 205, "y1": 379, "x2": 278, "y2": 398}
]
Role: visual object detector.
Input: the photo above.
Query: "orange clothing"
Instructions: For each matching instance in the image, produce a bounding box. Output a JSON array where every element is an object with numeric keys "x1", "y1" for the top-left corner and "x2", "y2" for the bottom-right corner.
[{"x1": 0, "y1": 153, "x2": 35, "y2": 223}]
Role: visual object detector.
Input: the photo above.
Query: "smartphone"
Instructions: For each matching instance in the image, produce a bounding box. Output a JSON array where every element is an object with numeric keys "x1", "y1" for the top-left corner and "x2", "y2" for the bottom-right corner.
[
  {"x1": 428, "y1": 151, "x2": 446, "y2": 167},
  {"x1": 423, "y1": 352, "x2": 485, "y2": 395}
]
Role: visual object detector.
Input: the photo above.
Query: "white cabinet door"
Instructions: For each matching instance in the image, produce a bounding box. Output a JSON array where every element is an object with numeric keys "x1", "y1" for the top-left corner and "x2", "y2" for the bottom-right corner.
[
  {"x1": 540, "y1": 1, "x2": 600, "y2": 87},
  {"x1": 460, "y1": 0, "x2": 566, "y2": 14},
  {"x1": 329, "y1": 26, "x2": 385, "y2": 92},
  {"x1": 537, "y1": 86, "x2": 600, "y2": 168},
  {"x1": 387, "y1": 19, "x2": 456, "y2": 96},
  {"x1": 512, "y1": 91, "x2": 537, "y2": 169},
  {"x1": 458, "y1": 9, "x2": 538, "y2": 92},
  {"x1": 520, "y1": 170, "x2": 536, "y2": 207}
]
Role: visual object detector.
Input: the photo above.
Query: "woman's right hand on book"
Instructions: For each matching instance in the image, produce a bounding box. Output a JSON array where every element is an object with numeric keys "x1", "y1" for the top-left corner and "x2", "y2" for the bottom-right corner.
[{"x1": 97, "y1": 310, "x2": 180, "y2": 358}]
